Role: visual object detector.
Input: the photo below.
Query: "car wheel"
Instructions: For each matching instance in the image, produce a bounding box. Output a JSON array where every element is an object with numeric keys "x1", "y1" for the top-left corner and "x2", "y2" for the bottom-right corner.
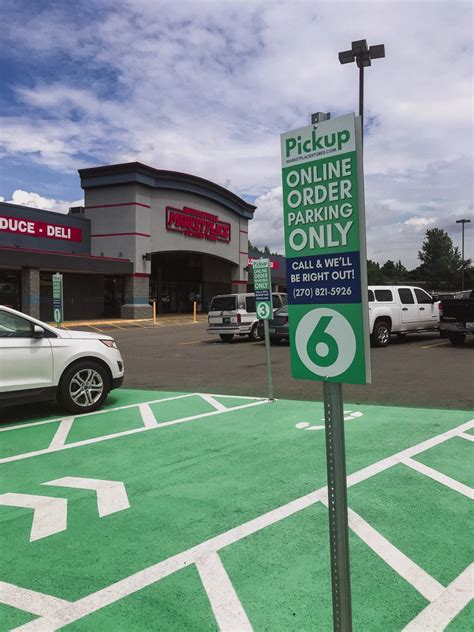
[
  {"x1": 449, "y1": 333, "x2": 465, "y2": 346},
  {"x1": 58, "y1": 360, "x2": 110, "y2": 414},
  {"x1": 248, "y1": 324, "x2": 262, "y2": 342},
  {"x1": 371, "y1": 320, "x2": 391, "y2": 347},
  {"x1": 219, "y1": 334, "x2": 234, "y2": 342}
]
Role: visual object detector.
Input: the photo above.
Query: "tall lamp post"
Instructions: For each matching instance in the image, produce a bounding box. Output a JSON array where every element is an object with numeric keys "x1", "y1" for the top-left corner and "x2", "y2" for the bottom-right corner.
[
  {"x1": 338, "y1": 40, "x2": 385, "y2": 146},
  {"x1": 456, "y1": 218, "x2": 471, "y2": 290}
]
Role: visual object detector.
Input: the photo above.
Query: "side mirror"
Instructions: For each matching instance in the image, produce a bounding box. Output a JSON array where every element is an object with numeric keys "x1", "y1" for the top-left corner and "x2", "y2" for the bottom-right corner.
[{"x1": 32, "y1": 325, "x2": 45, "y2": 338}]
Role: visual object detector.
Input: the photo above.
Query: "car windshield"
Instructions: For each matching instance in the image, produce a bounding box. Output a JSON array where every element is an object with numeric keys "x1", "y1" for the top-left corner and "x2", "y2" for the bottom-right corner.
[
  {"x1": 210, "y1": 296, "x2": 236, "y2": 311},
  {"x1": 275, "y1": 305, "x2": 288, "y2": 316}
]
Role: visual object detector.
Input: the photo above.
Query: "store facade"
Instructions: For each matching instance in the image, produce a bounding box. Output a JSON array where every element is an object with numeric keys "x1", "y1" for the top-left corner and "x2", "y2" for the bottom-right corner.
[
  {"x1": 79, "y1": 162, "x2": 256, "y2": 318},
  {"x1": 0, "y1": 202, "x2": 133, "y2": 321},
  {"x1": 0, "y1": 162, "x2": 256, "y2": 320}
]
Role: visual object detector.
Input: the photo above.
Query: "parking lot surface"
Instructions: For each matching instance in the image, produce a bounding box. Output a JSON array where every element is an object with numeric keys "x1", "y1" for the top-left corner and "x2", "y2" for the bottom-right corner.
[
  {"x1": 73, "y1": 321, "x2": 474, "y2": 411},
  {"x1": 0, "y1": 388, "x2": 472, "y2": 631}
]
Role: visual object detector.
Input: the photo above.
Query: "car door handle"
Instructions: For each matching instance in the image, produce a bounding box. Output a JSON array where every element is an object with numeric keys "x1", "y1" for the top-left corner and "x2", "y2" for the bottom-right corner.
[
  {"x1": 402, "y1": 308, "x2": 408, "y2": 311},
  {"x1": 419, "y1": 307, "x2": 425, "y2": 311}
]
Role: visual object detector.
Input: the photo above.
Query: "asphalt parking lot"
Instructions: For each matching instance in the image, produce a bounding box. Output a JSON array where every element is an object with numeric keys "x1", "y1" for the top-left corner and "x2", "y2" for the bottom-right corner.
[{"x1": 94, "y1": 321, "x2": 473, "y2": 411}]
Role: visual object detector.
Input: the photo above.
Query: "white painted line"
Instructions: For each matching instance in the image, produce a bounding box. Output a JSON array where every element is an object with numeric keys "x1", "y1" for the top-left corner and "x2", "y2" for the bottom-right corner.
[
  {"x1": 7, "y1": 418, "x2": 474, "y2": 629},
  {"x1": 208, "y1": 394, "x2": 262, "y2": 401},
  {"x1": 401, "y1": 458, "x2": 474, "y2": 499},
  {"x1": 43, "y1": 477, "x2": 130, "y2": 517},
  {"x1": 0, "y1": 393, "x2": 197, "y2": 433},
  {"x1": 48, "y1": 417, "x2": 74, "y2": 449},
  {"x1": 139, "y1": 403, "x2": 158, "y2": 428},
  {"x1": 457, "y1": 431, "x2": 474, "y2": 442},
  {"x1": 0, "y1": 493, "x2": 67, "y2": 542},
  {"x1": 403, "y1": 564, "x2": 473, "y2": 631},
  {"x1": 0, "y1": 581, "x2": 71, "y2": 617},
  {"x1": 0, "y1": 400, "x2": 270, "y2": 464},
  {"x1": 196, "y1": 552, "x2": 253, "y2": 631},
  {"x1": 335, "y1": 504, "x2": 444, "y2": 602},
  {"x1": 200, "y1": 394, "x2": 228, "y2": 412}
]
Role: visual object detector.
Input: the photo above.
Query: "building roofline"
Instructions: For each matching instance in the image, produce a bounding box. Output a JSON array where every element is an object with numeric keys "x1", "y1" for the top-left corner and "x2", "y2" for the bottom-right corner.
[{"x1": 78, "y1": 162, "x2": 257, "y2": 220}]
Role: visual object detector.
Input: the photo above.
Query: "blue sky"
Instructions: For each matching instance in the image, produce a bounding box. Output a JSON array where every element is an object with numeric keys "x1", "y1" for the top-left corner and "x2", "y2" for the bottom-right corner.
[{"x1": 0, "y1": 0, "x2": 472, "y2": 267}]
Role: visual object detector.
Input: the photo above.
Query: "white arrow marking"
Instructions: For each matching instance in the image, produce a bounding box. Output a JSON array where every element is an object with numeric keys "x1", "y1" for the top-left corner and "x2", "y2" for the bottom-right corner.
[
  {"x1": 0, "y1": 493, "x2": 67, "y2": 542},
  {"x1": 43, "y1": 477, "x2": 130, "y2": 517}
]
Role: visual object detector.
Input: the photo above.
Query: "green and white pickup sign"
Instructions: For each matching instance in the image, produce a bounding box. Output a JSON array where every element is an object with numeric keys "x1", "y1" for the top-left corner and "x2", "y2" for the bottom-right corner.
[
  {"x1": 280, "y1": 113, "x2": 371, "y2": 384},
  {"x1": 52, "y1": 272, "x2": 63, "y2": 325},
  {"x1": 253, "y1": 258, "x2": 272, "y2": 320}
]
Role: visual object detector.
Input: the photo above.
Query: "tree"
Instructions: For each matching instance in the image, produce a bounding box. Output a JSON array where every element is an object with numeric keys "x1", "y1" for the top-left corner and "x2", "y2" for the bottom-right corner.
[
  {"x1": 418, "y1": 228, "x2": 468, "y2": 290},
  {"x1": 367, "y1": 260, "x2": 386, "y2": 284},
  {"x1": 381, "y1": 260, "x2": 408, "y2": 283}
]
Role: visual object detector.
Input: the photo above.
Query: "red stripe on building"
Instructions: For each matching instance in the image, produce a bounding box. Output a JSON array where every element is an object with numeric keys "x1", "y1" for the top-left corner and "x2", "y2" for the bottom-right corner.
[
  {"x1": 131, "y1": 272, "x2": 151, "y2": 277},
  {"x1": 232, "y1": 280, "x2": 249, "y2": 284},
  {"x1": 85, "y1": 202, "x2": 151, "y2": 209},
  {"x1": 239, "y1": 251, "x2": 248, "y2": 255},
  {"x1": 92, "y1": 232, "x2": 151, "y2": 238},
  {"x1": 0, "y1": 245, "x2": 130, "y2": 261},
  {"x1": 239, "y1": 229, "x2": 248, "y2": 234}
]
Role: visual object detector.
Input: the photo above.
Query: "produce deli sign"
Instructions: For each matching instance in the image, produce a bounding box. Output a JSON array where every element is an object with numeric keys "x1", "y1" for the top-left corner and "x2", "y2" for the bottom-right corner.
[
  {"x1": 0, "y1": 215, "x2": 82, "y2": 242},
  {"x1": 166, "y1": 206, "x2": 231, "y2": 243}
]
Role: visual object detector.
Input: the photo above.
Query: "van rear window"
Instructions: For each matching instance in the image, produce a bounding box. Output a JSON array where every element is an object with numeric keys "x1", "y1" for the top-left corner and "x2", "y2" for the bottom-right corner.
[{"x1": 210, "y1": 296, "x2": 236, "y2": 311}]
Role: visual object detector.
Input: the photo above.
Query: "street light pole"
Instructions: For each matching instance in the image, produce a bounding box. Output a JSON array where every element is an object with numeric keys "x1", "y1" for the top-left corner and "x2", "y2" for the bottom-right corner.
[
  {"x1": 338, "y1": 40, "x2": 385, "y2": 147},
  {"x1": 456, "y1": 218, "x2": 471, "y2": 290}
]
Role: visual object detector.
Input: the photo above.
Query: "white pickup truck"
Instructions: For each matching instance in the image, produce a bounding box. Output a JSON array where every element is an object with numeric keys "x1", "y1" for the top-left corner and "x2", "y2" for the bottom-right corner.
[{"x1": 368, "y1": 286, "x2": 439, "y2": 347}]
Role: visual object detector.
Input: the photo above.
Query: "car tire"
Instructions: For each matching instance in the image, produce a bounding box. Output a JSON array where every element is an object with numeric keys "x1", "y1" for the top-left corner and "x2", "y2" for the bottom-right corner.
[
  {"x1": 448, "y1": 333, "x2": 466, "y2": 346},
  {"x1": 371, "y1": 319, "x2": 391, "y2": 347},
  {"x1": 248, "y1": 324, "x2": 261, "y2": 342},
  {"x1": 58, "y1": 360, "x2": 110, "y2": 414},
  {"x1": 219, "y1": 334, "x2": 234, "y2": 342}
]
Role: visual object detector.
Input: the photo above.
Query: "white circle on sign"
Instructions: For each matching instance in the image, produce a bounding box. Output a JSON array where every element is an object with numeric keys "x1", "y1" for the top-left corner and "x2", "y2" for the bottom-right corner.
[
  {"x1": 295, "y1": 308, "x2": 356, "y2": 377},
  {"x1": 256, "y1": 303, "x2": 271, "y2": 319}
]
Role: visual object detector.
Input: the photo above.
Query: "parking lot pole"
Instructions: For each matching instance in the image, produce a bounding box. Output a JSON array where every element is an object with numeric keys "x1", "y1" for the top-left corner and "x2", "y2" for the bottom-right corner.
[
  {"x1": 263, "y1": 319, "x2": 274, "y2": 401},
  {"x1": 152, "y1": 301, "x2": 157, "y2": 324},
  {"x1": 323, "y1": 380, "x2": 352, "y2": 632},
  {"x1": 193, "y1": 301, "x2": 197, "y2": 323}
]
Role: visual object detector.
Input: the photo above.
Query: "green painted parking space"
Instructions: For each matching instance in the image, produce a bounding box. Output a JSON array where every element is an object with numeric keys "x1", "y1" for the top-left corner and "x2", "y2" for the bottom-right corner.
[
  {"x1": 0, "y1": 389, "x2": 471, "y2": 630},
  {"x1": 414, "y1": 436, "x2": 474, "y2": 488},
  {"x1": 348, "y1": 465, "x2": 471, "y2": 586},
  {"x1": 62, "y1": 565, "x2": 217, "y2": 632},
  {"x1": 65, "y1": 406, "x2": 144, "y2": 444},
  {"x1": 0, "y1": 421, "x2": 61, "y2": 459},
  {"x1": 219, "y1": 504, "x2": 427, "y2": 631}
]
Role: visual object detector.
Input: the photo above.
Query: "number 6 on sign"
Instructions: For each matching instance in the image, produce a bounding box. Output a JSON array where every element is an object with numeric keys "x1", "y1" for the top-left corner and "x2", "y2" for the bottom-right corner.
[{"x1": 295, "y1": 308, "x2": 356, "y2": 378}]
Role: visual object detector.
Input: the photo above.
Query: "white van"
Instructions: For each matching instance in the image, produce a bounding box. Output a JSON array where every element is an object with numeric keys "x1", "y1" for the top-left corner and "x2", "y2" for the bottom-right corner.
[
  {"x1": 368, "y1": 286, "x2": 439, "y2": 346},
  {"x1": 207, "y1": 292, "x2": 288, "y2": 342}
]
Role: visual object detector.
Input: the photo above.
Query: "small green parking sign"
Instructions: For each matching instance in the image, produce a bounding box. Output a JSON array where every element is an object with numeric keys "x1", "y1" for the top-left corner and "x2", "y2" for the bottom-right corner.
[
  {"x1": 253, "y1": 258, "x2": 272, "y2": 320},
  {"x1": 281, "y1": 113, "x2": 371, "y2": 384}
]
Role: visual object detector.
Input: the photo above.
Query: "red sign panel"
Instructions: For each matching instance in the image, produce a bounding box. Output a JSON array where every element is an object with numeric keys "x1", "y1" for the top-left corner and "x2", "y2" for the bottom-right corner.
[
  {"x1": 248, "y1": 257, "x2": 280, "y2": 270},
  {"x1": 166, "y1": 206, "x2": 231, "y2": 243},
  {"x1": 0, "y1": 215, "x2": 82, "y2": 242}
]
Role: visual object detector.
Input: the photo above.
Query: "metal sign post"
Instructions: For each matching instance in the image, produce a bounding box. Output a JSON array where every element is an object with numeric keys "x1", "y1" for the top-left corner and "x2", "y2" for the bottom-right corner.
[
  {"x1": 280, "y1": 113, "x2": 371, "y2": 631},
  {"x1": 253, "y1": 258, "x2": 274, "y2": 401},
  {"x1": 52, "y1": 272, "x2": 63, "y2": 326}
]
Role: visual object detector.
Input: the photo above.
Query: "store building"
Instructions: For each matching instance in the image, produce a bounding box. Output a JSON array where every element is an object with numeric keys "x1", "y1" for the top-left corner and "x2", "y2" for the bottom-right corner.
[
  {"x1": 79, "y1": 162, "x2": 256, "y2": 318},
  {"x1": 0, "y1": 162, "x2": 256, "y2": 320},
  {"x1": 0, "y1": 202, "x2": 132, "y2": 321}
]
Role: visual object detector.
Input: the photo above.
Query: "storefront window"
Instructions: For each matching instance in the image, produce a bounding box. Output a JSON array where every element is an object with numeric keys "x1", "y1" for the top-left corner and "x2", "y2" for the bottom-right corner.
[{"x1": 0, "y1": 270, "x2": 21, "y2": 310}]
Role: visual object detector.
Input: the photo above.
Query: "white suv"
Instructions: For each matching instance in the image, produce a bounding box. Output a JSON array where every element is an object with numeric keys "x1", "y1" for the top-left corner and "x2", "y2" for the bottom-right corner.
[{"x1": 0, "y1": 306, "x2": 124, "y2": 413}]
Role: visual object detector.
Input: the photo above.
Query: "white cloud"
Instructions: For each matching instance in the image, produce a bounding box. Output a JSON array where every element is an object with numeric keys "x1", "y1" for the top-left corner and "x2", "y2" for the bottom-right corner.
[
  {"x1": 404, "y1": 217, "x2": 435, "y2": 229},
  {"x1": 0, "y1": 0, "x2": 472, "y2": 267},
  {"x1": 0, "y1": 190, "x2": 83, "y2": 214}
]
